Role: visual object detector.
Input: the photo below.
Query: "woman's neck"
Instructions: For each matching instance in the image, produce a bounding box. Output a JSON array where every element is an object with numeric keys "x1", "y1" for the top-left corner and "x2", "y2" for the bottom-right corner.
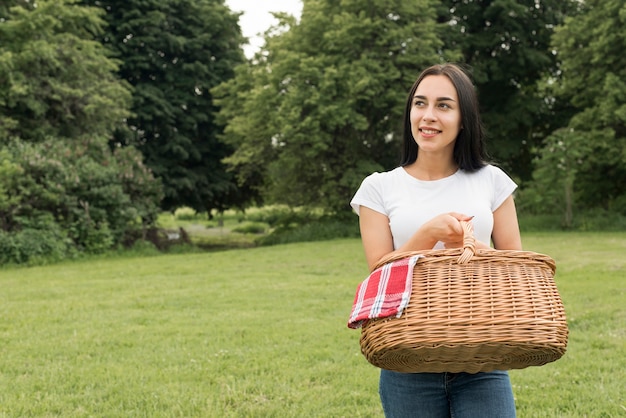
[{"x1": 404, "y1": 157, "x2": 458, "y2": 181}]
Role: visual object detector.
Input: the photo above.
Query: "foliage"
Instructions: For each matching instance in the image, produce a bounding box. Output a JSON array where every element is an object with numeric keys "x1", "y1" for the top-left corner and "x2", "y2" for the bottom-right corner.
[
  {"x1": 244, "y1": 205, "x2": 316, "y2": 228},
  {"x1": 1, "y1": 234, "x2": 624, "y2": 416},
  {"x1": 551, "y1": 0, "x2": 626, "y2": 209},
  {"x1": 521, "y1": 0, "x2": 626, "y2": 223},
  {"x1": 0, "y1": 0, "x2": 32, "y2": 19},
  {"x1": 0, "y1": 214, "x2": 70, "y2": 265},
  {"x1": 0, "y1": 0, "x2": 164, "y2": 264},
  {"x1": 173, "y1": 207, "x2": 201, "y2": 222},
  {"x1": 516, "y1": 128, "x2": 592, "y2": 227},
  {"x1": 436, "y1": 0, "x2": 580, "y2": 180},
  {"x1": 230, "y1": 222, "x2": 267, "y2": 234},
  {"x1": 256, "y1": 218, "x2": 360, "y2": 246},
  {"x1": 0, "y1": 138, "x2": 162, "y2": 263},
  {"x1": 0, "y1": 0, "x2": 132, "y2": 142},
  {"x1": 82, "y1": 0, "x2": 248, "y2": 214},
  {"x1": 517, "y1": 209, "x2": 626, "y2": 233},
  {"x1": 214, "y1": 0, "x2": 445, "y2": 214}
]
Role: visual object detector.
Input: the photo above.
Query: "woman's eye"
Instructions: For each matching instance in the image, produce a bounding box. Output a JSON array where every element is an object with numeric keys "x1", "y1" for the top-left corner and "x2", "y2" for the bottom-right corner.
[
  {"x1": 438, "y1": 103, "x2": 451, "y2": 109},
  {"x1": 414, "y1": 100, "x2": 425, "y2": 107}
]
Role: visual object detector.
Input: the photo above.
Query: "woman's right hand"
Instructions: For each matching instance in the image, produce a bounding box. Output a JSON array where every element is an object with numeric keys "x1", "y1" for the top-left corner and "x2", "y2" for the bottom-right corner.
[{"x1": 419, "y1": 212, "x2": 473, "y2": 249}]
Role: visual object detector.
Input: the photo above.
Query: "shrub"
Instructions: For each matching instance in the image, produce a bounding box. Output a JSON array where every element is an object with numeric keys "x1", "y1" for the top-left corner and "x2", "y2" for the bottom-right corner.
[
  {"x1": 257, "y1": 218, "x2": 359, "y2": 246},
  {"x1": 124, "y1": 239, "x2": 160, "y2": 257},
  {"x1": 231, "y1": 222, "x2": 267, "y2": 234},
  {"x1": 570, "y1": 209, "x2": 626, "y2": 231},
  {"x1": 174, "y1": 207, "x2": 201, "y2": 221},
  {"x1": 0, "y1": 137, "x2": 162, "y2": 263},
  {"x1": 245, "y1": 205, "x2": 314, "y2": 228},
  {"x1": 0, "y1": 216, "x2": 70, "y2": 265}
]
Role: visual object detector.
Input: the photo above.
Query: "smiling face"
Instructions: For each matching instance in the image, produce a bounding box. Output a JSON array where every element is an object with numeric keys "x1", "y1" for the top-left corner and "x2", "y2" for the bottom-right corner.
[{"x1": 409, "y1": 74, "x2": 462, "y2": 157}]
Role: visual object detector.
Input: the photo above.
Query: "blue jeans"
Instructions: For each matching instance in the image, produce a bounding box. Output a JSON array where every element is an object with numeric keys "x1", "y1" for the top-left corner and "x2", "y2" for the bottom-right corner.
[{"x1": 379, "y1": 369, "x2": 516, "y2": 418}]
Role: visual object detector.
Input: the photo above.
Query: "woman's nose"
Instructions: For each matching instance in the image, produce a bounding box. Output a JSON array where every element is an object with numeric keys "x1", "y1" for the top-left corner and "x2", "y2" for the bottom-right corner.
[{"x1": 422, "y1": 106, "x2": 436, "y2": 121}]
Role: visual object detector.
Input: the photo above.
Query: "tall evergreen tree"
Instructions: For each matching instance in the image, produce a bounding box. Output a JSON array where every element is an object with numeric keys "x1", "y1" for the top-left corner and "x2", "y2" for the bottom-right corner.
[
  {"x1": 214, "y1": 0, "x2": 445, "y2": 214},
  {"x1": 84, "y1": 0, "x2": 246, "y2": 213},
  {"x1": 436, "y1": 0, "x2": 578, "y2": 180}
]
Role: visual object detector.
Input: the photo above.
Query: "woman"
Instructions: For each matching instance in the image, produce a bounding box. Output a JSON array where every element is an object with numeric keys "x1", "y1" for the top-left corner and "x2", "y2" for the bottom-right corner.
[{"x1": 350, "y1": 63, "x2": 521, "y2": 417}]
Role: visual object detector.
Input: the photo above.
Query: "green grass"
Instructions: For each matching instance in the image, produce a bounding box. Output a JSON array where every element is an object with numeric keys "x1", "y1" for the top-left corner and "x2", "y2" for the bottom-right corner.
[
  {"x1": 1, "y1": 232, "x2": 624, "y2": 417},
  {"x1": 510, "y1": 233, "x2": 626, "y2": 417}
]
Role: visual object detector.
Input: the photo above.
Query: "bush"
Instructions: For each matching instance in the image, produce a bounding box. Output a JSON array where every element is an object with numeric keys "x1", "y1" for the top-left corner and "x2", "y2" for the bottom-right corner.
[
  {"x1": 518, "y1": 214, "x2": 564, "y2": 232},
  {"x1": 518, "y1": 211, "x2": 626, "y2": 232},
  {"x1": 611, "y1": 193, "x2": 626, "y2": 216},
  {"x1": 257, "y1": 218, "x2": 359, "y2": 246},
  {"x1": 231, "y1": 222, "x2": 267, "y2": 234},
  {"x1": 126, "y1": 239, "x2": 160, "y2": 255},
  {"x1": 0, "y1": 220, "x2": 70, "y2": 265},
  {"x1": 0, "y1": 137, "x2": 162, "y2": 264},
  {"x1": 174, "y1": 207, "x2": 201, "y2": 221},
  {"x1": 79, "y1": 220, "x2": 115, "y2": 254},
  {"x1": 245, "y1": 205, "x2": 315, "y2": 228},
  {"x1": 570, "y1": 209, "x2": 626, "y2": 231}
]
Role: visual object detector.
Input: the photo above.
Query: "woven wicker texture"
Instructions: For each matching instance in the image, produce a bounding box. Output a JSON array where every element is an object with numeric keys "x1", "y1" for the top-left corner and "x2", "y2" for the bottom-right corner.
[{"x1": 360, "y1": 222, "x2": 568, "y2": 374}]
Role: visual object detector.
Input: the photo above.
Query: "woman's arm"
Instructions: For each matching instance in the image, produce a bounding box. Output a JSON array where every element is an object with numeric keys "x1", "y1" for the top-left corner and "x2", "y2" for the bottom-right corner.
[
  {"x1": 358, "y1": 207, "x2": 395, "y2": 271},
  {"x1": 491, "y1": 195, "x2": 522, "y2": 250},
  {"x1": 358, "y1": 206, "x2": 472, "y2": 271}
]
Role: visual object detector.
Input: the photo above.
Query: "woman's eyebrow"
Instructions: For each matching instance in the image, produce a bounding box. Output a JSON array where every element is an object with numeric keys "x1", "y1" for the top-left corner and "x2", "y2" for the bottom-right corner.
[{"x1": 413, "y1": 94, "x2": 457, "y2": 102}]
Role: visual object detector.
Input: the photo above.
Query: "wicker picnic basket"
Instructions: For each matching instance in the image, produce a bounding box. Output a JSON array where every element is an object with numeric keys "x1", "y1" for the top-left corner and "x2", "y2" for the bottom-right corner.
[{"x1": 359, "y1": 222, "x2": 568, "y2": 374}]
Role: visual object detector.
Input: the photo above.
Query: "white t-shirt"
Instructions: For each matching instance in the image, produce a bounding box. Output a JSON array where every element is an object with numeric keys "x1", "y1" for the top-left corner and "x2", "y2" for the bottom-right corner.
[{"x1": 350, "y1": 165, "x2": 517, "y2": 249}]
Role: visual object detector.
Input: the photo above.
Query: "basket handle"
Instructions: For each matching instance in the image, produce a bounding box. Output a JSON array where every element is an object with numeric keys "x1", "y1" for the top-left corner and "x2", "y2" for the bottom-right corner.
[
  {"x1": 457, "y1": 220, "x2": 475, "y2": 264},
  {"x1": 371, "y1": 220, "x2": 476, "y2": 271}
]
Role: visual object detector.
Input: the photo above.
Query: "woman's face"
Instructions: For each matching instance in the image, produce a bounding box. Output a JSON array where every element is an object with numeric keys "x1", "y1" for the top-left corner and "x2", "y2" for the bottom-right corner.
[{"x1": 409, "y1": 75, "x2": 462, "y2": 156}]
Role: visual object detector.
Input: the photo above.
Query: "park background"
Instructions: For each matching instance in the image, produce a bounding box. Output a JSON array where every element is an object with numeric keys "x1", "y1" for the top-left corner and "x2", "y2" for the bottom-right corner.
[{"x1": 0, "y1": 0, "x2": 624, "y2": 416}]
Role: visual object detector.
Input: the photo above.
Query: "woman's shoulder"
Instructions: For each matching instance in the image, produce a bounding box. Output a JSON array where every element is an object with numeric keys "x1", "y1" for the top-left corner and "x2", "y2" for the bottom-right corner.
[
  {"x1": 462, "y1": 164, "x2": 511, "y2": 179},
  {"x1": 458, "y1": 164, "x2": 517, "y2": 190},
  {"x1": 351, "y1": 167, "x2": 404, "y2": 213},
  {"x1": 361, "y1": 166, "x2": 404, "y2": 184}
]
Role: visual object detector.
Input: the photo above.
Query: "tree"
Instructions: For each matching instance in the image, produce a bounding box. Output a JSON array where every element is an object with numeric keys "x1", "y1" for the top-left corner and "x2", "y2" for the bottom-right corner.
[
  {"x1": 436, "y1": 0, "x2": 578, "y2": 180},
  {"x1": 0, "y1": 0, "x2": 132, "y2": 142},
  {"x1": 518, "y1": 128, "x2": 594, "y2": 227},
  {"x1": 0, "y1": 0, "x2": 163, "y2": 262},
  {"x1": 214, "y1": 0, "x2": 447, "y2": 214},
  {"x1": 83, "y1": 0, "x2": 247, "y2": 214},
  {"x1": 526, "y1": 0, "x2": 626, "y2": 220}
]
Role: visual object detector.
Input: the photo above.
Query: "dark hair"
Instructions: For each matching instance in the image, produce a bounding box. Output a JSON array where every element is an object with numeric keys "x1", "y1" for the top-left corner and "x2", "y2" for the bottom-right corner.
[{"x1": 400, "y1": 63, "x2": 488, "y2": 171}]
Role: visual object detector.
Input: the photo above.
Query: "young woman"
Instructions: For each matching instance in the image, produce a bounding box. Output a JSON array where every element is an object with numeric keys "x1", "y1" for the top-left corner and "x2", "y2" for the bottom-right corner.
[{"x1": 350, "y1": 63, "x2": 521, "y2": 417}]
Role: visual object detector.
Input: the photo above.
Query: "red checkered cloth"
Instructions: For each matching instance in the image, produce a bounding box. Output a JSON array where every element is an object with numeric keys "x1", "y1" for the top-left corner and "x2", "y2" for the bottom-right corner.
[{"x1": 348, "y1": 255, "x2": 422, "y2": 329}]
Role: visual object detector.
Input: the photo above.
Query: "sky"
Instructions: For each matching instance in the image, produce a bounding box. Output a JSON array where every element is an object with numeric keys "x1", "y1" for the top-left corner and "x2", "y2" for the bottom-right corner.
[{"x1": 225, "y1": 0, "x2": 303, "y2": 58}]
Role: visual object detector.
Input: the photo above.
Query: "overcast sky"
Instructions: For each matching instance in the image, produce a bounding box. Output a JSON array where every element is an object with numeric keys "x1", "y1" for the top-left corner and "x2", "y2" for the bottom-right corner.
[{"x1": 226, "y1": 0, "x2": 303, "y2": 57}]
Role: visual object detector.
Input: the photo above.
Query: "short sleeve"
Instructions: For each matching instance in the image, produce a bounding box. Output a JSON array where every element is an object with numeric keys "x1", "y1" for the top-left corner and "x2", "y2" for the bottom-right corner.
[
  {"x1": 350, "y1": 172, "x2": 386, "y2": 216},
  {"x1": 490, "y1": 166, "x2": 517, "y2": 211}
]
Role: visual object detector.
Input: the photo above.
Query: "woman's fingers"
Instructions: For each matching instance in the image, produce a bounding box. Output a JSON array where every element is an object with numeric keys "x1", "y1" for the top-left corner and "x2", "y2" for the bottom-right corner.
[{"x1": 448, "y1": 212, "x2": 474, "y2": 222}]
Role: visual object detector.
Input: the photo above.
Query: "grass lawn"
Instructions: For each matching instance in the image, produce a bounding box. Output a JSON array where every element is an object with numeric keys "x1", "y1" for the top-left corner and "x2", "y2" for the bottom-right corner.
[{"x1": 0, "y1": 232, "x2": 624, "y2": 417}]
